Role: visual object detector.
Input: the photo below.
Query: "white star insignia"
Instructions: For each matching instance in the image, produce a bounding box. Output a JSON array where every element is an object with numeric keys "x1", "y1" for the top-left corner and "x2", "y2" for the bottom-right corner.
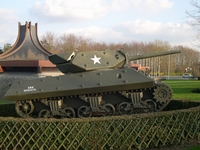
[{"x1": 91, "y1": 55, "x2": 101, "y2": 64}]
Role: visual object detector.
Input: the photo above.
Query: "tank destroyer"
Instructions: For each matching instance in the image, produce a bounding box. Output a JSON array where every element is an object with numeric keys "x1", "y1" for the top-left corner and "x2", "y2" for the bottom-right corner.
[{"x1": 5, "y1": 49, "x2": 180, "y2": 118}]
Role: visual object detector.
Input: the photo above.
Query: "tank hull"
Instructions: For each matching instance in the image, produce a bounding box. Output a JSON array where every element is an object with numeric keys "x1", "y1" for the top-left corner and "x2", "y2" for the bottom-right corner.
[{"x1": 5, "y1": 67, "x2": 154, "y2": 101}]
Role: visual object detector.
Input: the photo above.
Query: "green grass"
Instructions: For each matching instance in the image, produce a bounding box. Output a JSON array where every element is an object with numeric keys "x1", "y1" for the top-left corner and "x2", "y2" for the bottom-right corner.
[
  {"x1": 162, "y1": 80, "x2": 200, "y2": 101},
  {"x1": 185, "y1": 145, "x2": 200, "y2": 150}
]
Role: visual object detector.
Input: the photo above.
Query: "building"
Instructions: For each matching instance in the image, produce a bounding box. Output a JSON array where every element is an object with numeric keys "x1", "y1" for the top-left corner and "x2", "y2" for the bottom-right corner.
[{"x1": 0, "y1": 21, "x2": 58, "y2": 74}]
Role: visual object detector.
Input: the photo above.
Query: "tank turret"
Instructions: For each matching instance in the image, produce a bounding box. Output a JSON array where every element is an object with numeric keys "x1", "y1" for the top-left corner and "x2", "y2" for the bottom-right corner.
[{"x1": 49, "y1": 49, "x2": 181, "y2": 73}]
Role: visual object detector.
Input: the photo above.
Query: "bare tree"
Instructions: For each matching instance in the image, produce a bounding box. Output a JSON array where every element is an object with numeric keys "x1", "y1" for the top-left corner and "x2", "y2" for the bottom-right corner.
[
  {"x1": 186, "y1": 1, "x2": 200, "y2": 42},
  {"x1": 59, "y1": 34, "x2": 79, "y2": 52},
  {"x1": 76, "y1": 36, "x2": 93, "y2": 51},
  {"x1": 58, "y1": 33, "x2": 94, "y2": 52},
  {"x1": 89, "y1": 41, "x2": 107, "y2": 51},
  {"x1": 40, "y1": 32, "x2": 59, "y2": 52}
]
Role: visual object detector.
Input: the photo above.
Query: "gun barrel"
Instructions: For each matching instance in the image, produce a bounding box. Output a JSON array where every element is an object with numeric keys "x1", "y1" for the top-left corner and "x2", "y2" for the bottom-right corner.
[{"x1": 128, "y1": 50, "x2": 181, "y2": 61}]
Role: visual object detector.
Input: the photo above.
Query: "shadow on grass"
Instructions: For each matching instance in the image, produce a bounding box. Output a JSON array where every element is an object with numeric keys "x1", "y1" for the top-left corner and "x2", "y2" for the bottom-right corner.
[{"x1": 163, "y1": 100, "x2": 200, "y2": 111}]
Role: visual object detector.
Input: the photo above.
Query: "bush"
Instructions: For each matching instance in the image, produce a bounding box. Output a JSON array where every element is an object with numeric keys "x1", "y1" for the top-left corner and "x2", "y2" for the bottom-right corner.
[{"x1": 0, "y1": 104, "x2": 18, "y2": 117}]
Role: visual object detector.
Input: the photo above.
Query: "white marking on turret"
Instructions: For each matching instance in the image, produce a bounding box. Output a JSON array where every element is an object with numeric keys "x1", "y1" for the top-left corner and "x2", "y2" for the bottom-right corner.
[{"x1": 91, "y1": 55, "x2": 101, "y2": 64}]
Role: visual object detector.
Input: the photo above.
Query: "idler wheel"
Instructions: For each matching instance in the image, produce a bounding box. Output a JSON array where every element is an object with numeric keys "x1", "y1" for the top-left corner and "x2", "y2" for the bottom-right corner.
[
  {"x1": 103, "y1": 103, "x2": 115, "y2": 116},
  {"x1": 15, "y1": 100, "x2": 34, "y2": 118},
  {"x1": 38, "y1": 109, "x2": 52, "y2": 118},
  {"x1": 118, "y1": 102, "x2": 133, "y2": 115},
  {"x1": 63, "y1": 107, "x2": 75, "y2": 118},
  {"x1": 77, "y1": 106, "x2": 92, "y2": 118}
]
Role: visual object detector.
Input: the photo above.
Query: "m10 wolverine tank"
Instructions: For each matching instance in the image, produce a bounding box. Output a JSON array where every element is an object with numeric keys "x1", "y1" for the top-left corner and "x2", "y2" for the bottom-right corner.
[{"x1": 5, "y1": 49, "x2": 180, "y2": 118}]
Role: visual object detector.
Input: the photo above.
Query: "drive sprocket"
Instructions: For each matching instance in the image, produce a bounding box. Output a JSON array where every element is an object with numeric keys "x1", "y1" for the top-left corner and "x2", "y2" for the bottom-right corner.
[{"x1": 153, "y1": 83, "x2": 172, "y2": 109}]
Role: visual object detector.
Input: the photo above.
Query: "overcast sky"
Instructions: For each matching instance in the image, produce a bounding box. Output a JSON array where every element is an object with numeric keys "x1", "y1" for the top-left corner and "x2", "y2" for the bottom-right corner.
[{"x1": 0, "y1": 0, "x2": 199, "y2": 51}]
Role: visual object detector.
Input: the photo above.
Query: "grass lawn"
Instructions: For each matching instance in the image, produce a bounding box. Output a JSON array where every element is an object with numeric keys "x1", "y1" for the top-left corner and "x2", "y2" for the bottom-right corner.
[
  {"x1": 185, "y1": 145, "x2": 200, "y2": 150},
  {"x1": 162, "y1": 80, "x2": 200, "y2": 101}
]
